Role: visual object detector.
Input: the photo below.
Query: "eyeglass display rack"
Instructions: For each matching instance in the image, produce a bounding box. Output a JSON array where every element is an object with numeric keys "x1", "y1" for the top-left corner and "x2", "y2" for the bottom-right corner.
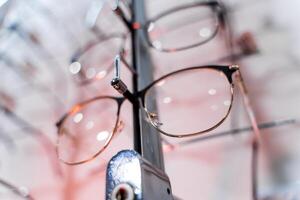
[{"x1": 105, "y1": 0, "x2": 173, "y2": 200}]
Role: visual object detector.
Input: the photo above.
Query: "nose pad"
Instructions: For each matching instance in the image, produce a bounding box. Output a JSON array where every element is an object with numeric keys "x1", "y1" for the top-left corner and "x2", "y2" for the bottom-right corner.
[
  {"x1": 236, "y1": 31, "x2": 258, "y2": 55},
  {"x1": 147, "y1": 112, "x2": 163, "y2": 127},
  {"x1": 116, "y1": 120, "x2": 125, "y2": 134}
]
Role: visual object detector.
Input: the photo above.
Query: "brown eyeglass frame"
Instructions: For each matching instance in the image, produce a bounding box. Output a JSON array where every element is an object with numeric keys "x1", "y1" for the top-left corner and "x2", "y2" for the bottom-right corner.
[
  {"x1": 69, "y1": 0, "x2": 227, "y2": 85},
  {"x1": 0, "y1": 178, "x2": 34, "y2": 199},
  {"x1": 142, "y1": 1, "x2": 225, "y2": 52},
  {"x1": 69, "y1": 33, "x2": 133, "y2": 86},
  {"x1": 56, "y1": 64, "x2": 240, "y2": 165}
]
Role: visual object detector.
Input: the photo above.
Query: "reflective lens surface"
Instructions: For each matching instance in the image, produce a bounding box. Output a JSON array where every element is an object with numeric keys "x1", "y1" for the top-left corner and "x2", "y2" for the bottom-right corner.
[
  {"x1": 57, "y1": 97, "x2": 119, "y2": 164},
  {"x1": 144, "y1": 68, "x2": 232, "y2": 137},
  {"x1": 70, "y1": 36, "x2": 124, "y2": 84},
  {"x1": 147, "y1": 5, "x2": 219, "y2": 51}
]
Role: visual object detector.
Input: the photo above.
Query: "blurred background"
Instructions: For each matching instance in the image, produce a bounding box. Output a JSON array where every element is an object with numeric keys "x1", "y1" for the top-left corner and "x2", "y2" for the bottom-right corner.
[{"x1": 0, "y1": 0, "x2": 300, "y2": 199}]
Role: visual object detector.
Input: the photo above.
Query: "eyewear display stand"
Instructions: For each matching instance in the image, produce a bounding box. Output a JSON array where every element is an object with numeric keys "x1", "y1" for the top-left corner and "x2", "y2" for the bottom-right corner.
[
  {"x1": 105, "y1": 0, "x2": 173, "y2": 199},
  {"x1": 105, "y1": 150, "x2": 173, "y2": 200}
]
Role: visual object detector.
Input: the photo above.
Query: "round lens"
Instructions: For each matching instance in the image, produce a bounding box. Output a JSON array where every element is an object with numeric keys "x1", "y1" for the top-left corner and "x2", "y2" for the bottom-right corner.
[
  {"x1": 147, "y1": 5, "x2": 219, "y2": 51},
  {"x1": 70, "y1": 36, "x2": 124, "y2": 84},
  {"x1": 144, "y1": 68, "x2": 233, "y2": 137},
  {"x1": 57, "y1": 97, "x2": 119, "y2": 164}
]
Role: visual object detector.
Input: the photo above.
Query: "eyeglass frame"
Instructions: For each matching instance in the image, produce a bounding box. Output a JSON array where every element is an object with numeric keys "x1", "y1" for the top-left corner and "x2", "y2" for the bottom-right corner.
[
  {"x1": 69, "y1": 0, "x2": 228, "y2": 85},
  {"x1": 0, "y1": 178, "x2": 34, "y2": 199},
  {"x1": 86, "y1": 0, "x2": 227, "y2": 52},
  {"x1": 141, "y1": 1, "x2": 225, "y2": 52},
  {"x1": 56, "y1": 59, "x2": 241, "y2": 165},
  {"x1": 69, "y1": 33, "x2": 136, "y2": 86}
]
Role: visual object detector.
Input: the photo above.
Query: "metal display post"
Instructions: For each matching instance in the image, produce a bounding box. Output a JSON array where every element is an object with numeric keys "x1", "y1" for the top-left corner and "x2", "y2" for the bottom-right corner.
[
  {"x1": 131, "y1": 0, "x2": 165, "y2": 171},
  {"x1": 105, "y1": 0, "x2": 173, "y2": 199}
]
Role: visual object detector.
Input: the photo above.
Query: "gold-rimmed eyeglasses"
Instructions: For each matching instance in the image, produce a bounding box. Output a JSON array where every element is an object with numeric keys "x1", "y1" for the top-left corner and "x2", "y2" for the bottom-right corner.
[{"x1": 56, "y1": 55, "x2": 247, "y2": 165}]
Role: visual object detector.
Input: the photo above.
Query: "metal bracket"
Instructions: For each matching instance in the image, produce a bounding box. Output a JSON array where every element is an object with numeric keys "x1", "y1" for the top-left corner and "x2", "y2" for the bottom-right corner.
[{"x1": 105, "y1": 150, "x2": 174, "y2": 200}]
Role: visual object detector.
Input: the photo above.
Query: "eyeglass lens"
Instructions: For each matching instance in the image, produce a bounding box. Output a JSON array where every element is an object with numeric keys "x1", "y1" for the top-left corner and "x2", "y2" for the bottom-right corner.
[
  {"x1": 57, "y1": 98, "x2": 119, "y2": 164},
  {"x1": 144, "y1": 68, "x2": 232, "y2": 137},
  {"x1": 147, "y1": 5, "x2": 219, "y2": 51},
  {"x1": 70, "y1": 36, "x2": 124, "y2": 84}
]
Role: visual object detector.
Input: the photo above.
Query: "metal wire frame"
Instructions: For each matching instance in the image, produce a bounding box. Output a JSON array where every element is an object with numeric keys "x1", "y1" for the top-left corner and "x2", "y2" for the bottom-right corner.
[
  {"x1": 142, "y1": 1, "x2": 224, "y2": 52},
  {"x1": 87, "y1": 0, "x2": 226, "y2": 52},
  {"x1": 0, "y1": 178, "x2": 35, "y2": 200},
  {"x1": 68, "y1": 0, "x2": 229, "y2": 89},
  {"x1": 68, "y1": 1, "x2": 226, "y2": 87},
  {"x1": 69, "y1": 33, "x2": 135, "y2": 86},
  {"x1": 0, "y1": 103, "x2": 62, "y2": 176},
  {"x1": 55, "y1": 95, "x2": 123, "y2": 165},
  {"x1": 56, "y1": 21, "x2": 260, "y2": 166},
  {"x1": 55, "y1": 63, "x2": 240, "y2": 165}
]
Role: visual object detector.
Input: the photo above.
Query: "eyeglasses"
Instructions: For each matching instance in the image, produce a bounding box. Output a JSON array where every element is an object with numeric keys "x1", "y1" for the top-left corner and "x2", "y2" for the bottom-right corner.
[
  {"x1": 56, "y1": 54, "x2": 247, "y2": 165},
  {"x1": 69, "y1": 33, "x2": 134, "y2": 85},
  {"x1": 143, "y1": 1, "x2": 225, "y2": 52},
  {"x1": 0, "y1": 97, "x2": 62, "y2": 176},
  {"x1": 69, "y1": 1, "x2": 226, "y2": 85},
  {"x1": 0, "y1": 178, "x2": 34, "y2": 200}
]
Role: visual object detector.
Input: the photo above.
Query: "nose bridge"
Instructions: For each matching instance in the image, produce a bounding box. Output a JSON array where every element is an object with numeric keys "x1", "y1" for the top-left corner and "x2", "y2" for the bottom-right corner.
[{"x1": 221, "y1": 65, "x2": 239, "y2": 83}]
